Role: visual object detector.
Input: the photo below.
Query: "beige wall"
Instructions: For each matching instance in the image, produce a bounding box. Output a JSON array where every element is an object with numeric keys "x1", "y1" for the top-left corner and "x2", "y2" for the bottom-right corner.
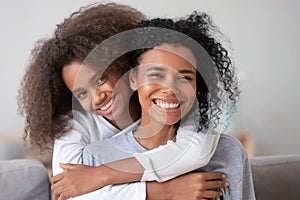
[{"x1": 1, "y1": 0, "x2": 299, "y2": 156}]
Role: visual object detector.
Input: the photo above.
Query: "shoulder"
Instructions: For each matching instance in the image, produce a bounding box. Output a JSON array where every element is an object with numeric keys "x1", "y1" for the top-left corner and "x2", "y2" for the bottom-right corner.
[
  {"x1": 71, "y1": 110, "x2": 99, "y2": 125},
  {"x1": 219, "y1": 134, "x2": 245, "y2": 150},
  {"x1": 85, "y1": 135, "x2": 118, "y2": 154},
  {"x1": 215, "y1": 134, "x2": 248, "y2": 160},
  {"x1": 53, "y1": 111, "x2": 109, "y2": 156},
  {"x1": 205, "y1": 134, "x2": 249, "y2": 180},
  {"x1": 83, "y1": 131, "x2": 135, "y2": 165},
  {"x1": 55, "y1": 110, "x2": 93, "y2": 140},
  {"x1": 85, "y1": 121, "x2": 142, "y2": 156},
  {"x1": 84, "y1": 130, "x2": 130, "y2": 154},
  {"x1": 70, "y1": 110, "x2": 118, "y2": 140}
]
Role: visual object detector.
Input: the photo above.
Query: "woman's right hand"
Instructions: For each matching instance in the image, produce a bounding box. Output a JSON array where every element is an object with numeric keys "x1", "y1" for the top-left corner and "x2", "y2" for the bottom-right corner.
[{"x1": 147, "y1": 172, "x2": 228, "y2": 200}]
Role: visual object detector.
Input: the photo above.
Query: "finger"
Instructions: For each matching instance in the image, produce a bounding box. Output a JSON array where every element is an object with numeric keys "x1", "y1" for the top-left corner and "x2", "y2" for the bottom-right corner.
[
  {"x1": 60, "y1": 163, "x2": 82, "y2": 170},
  {"x1": 58, "y1": 190, "x2": 72, "y2": 200},
  {"x1": 204, "y1": 180, "x2": 229, "y2": 189},
  {"x1": 52, "y1": 180, "x2": 66, "y2": 194},
  {"x1": 51, "y1": 173, "x2": 64, "y2": 184},
  {"x1": 201, "y1": 172, "x2": 226, "y2": 181},
  {"x1": 203, "y1": 190, "x2": 223, "y2": 199},
  {"x1": 53, "y1": 190, "x2": 59, "y2": 200},
  {"x1": 59, "y1": 163, "x2": 74, "y2": 170},
  {"x1": 54, "y1": 193, "x2": 59, "y2": 200},
  {"x1": 52, "y1": 185, "x2": 65, "y2": 199},
  {"x1": 58, "y1": 193, "x2": 66, "y2": 200}
]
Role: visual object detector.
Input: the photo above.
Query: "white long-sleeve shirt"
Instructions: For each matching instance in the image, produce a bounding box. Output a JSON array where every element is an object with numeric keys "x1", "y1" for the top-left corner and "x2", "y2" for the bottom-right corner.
[{"x1": 52, "y1": 110, "x2": 220, "y2": 199}]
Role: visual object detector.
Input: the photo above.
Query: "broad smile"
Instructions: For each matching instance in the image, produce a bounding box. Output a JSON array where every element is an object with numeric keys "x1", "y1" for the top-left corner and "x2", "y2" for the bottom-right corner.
[
  {"x1": 153, "y1": 99, "x2": 180, "y2": 110},
  {"x1": 95, "y1": 96, "x2": 116, "y2": 115},
  {"x1": 99, "y1": 99, "x2": 113, "y2": 111}
]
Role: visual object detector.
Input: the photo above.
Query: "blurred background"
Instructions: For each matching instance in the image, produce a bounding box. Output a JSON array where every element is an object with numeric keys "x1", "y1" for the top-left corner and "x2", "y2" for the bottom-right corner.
[{"x1": 0, "y1": 0, "x2": 299, "y2": 162}]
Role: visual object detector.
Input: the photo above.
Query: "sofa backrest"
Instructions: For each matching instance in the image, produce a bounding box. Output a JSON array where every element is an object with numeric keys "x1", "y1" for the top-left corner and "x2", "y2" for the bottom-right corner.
[{"x1": 1, "y1": 155, "x2": 300, "y2": 200}]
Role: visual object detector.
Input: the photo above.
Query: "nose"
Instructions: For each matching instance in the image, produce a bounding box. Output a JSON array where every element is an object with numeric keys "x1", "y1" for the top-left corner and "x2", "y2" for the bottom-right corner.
[
  {"x1": 94, "y1": 86, "x2": 106, "y2": 106},
  {"x1": 160, "y1": 78, "x2": 179, "y2": 95}
]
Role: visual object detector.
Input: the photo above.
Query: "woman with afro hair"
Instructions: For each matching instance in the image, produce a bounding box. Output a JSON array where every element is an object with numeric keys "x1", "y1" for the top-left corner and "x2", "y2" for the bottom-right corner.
[
  {"x1": 19, "y1": 3, "x2": 233, "y2": 200},
  {"x1": 82, "y1": 14, "x2": 255, "y2": 200}
]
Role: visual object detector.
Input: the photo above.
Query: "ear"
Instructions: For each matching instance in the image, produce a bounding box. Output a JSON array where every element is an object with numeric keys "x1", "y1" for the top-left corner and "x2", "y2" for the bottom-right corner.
[{"x1": 129, "y1": 69, "x2": 138, "y2": 90}]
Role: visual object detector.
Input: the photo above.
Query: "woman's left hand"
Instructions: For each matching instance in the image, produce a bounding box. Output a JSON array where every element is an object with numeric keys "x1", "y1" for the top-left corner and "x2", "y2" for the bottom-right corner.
[{"x1": 51, "y1": 163, "x2": 105, "y2": 200}]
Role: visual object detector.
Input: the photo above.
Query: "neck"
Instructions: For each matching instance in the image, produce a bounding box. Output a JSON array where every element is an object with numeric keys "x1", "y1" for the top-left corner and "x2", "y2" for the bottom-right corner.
[
  {"x1": 110, "y1": 101, "x2": 140, "y2": 130},
  {"x1": 134, "y1": 122, "x2": 176, "y2": 150},
  {"x1": 109, "y1": 118, "x2": 132, "y2": 130}
]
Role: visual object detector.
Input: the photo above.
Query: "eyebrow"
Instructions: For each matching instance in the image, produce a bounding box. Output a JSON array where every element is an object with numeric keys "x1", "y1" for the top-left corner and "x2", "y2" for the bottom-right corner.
[
  {"x1": 90, "y1": 71, "x2": 101, "y2": 84},
  {"x1": 146, "y1": 66, "x2": 196, "y2": 75},
  {"x1": 72, "y1": 71, "x2": 101, "y2": 94},
  {"x1": 145, "y1": 66, "x2": 166, "y2": 72},
  {"x1": 178, "y1": 69, "x2": 196, "y2": 75},
  {"x1": 73, "y1": 87, "x2": 83, "y2": 94}
]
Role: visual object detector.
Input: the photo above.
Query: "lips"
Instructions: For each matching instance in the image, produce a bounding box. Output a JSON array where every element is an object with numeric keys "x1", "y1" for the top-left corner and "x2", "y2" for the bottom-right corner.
[
  {"x1": 153, "y1": 99, "x2": 180, "y2": 109},
  {"x1": 95, "y1": 96, "x2": 115, "y2": 113},
  {"x1": 99, "y1": 99, "x2": 113, "y2": 111}
]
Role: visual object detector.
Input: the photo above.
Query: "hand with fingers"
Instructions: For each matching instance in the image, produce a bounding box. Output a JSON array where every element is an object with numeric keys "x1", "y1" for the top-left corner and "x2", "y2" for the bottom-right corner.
[
  {"x1": 51, "y1": 163, "x2": 106, "y2": 200},
  {"x1": 147, "y1": 171, "x2": 229, "y2": 200}
]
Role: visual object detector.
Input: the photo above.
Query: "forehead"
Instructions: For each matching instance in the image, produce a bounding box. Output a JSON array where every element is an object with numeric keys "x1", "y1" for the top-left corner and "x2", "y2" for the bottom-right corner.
[
  {"x1": 138, "y1": 43, "x2": 197, "y2": 71},
  {"x1": 62, "y1": 62, "x2": 98, "y2": 91}
]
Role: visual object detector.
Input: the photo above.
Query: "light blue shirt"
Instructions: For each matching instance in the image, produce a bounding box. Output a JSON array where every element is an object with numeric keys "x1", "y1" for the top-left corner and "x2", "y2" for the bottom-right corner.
[{"x1": 83, "y1": 130, "x2": 255, "y2": 200}]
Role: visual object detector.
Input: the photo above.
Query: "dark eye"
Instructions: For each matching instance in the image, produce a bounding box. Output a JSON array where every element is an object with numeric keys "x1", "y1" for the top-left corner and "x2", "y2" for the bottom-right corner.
[
  {"x1": 148, "y1": 72, "x2": 163, "y2": 79},
  {"x1": 178, "y1": 75, "x2": 192, "y2": 82},
  {"x1": 97, "y1": 79, "x2": 102, "y2": 85},
  {"x1": 76, "y1": 91, "x2": 87, "y2": 100},
  {"x1": 97, "y1": 77, "x2": 106, "y2": 86}
]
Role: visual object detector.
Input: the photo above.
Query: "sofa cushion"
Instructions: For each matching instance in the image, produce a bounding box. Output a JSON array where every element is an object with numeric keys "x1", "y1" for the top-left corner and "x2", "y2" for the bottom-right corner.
[
  {"x1": 0, "y1": 159, "x2": 50, "y2": 200},
  {"x1": 250, "y1": 154, "x2": 300, "y2": 200}
]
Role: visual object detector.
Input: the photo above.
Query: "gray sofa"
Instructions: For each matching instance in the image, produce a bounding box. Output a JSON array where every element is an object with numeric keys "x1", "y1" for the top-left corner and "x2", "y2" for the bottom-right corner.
[
  {"x1": 251, "y1": 154, "x2": 300, "y2": 200},
  {"x1": 0, "y1": 159, "x2": 51, "y2": 200},
  {"x1": 1, "y1": 155, "x2": 300, "y2": 200}
]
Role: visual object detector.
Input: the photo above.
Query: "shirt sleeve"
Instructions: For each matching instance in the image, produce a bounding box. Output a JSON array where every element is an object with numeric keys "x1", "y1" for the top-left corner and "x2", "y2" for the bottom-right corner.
[
  {"x1": 70, "y1": 182, "x2": 146, "y2": 200},
  {"x1": 241, "y1": 154, "x2": 256, "y2": 199},
  {"x1": 52, "y1": 114, "x2": 93, "y2": 176},
  {"x1": 216, "y1": 135, "x2": 256, "y2": 200},
  {"x1": 134, "y1": 110, "x2": 220, "y2": 182},
  {"x1": 223, "y1": 153, "x2": 255, "y2": 200},
  {"x1": 74, "y1": 140, "x2": 147, "y2": 200}
]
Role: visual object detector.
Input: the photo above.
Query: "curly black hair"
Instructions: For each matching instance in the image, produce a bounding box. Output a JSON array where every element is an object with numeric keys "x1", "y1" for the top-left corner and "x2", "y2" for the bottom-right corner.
[
  {"x1": 129, "y1": 12, "x2": 239, "y2": 132},
  {"x1": 18, "y1": 3, "x2": 145, "y2": 150}
]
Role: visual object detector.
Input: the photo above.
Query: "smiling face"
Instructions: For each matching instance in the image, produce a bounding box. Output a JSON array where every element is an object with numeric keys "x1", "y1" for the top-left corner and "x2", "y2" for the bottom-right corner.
[
  {"x1": 62, "y1": 61, "x2": 133, "y2": 128},
  {"x1": 130, "y1": 43, "x2": 197, "y2": 127}
]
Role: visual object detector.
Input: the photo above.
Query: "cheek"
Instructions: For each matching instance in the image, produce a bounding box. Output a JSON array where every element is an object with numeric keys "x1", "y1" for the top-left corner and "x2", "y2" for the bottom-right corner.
[
  {"x1": 179, "y1": 84, "x2": 196, "y2": 97},
  {"x1": 187, "y1": 91, "x2": 197, "y2": 107},
  {"x1": 180, "y1": 86, "x2": 197, "y2": 111},
  {"x1": 137, "y1": 85, "x2": 154, "y2": 103},
  {"x1": 116, "y1": 82, "x2": 129, "y2": 94},
  {"x1": 79, "y1": 98, "x2": 92, "y2": 113},
  {"x1": 138, "y1": 84, "x2": 157, "y2": 96},
  {"x1": 114, "y1": 83, "x2": 132, "y2": 104}
]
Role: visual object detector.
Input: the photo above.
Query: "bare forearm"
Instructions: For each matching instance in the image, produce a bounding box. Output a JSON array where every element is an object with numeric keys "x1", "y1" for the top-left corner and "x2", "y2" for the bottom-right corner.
[
  {"x1": 99, "y1": 157, "x2": 145, "y2": 185},
  {"x1": 146, "y1": 182, "x2": 170, "y2": 200},
  {"x1": 52, "y1": 158, "x2": 145, "y2": 199}
]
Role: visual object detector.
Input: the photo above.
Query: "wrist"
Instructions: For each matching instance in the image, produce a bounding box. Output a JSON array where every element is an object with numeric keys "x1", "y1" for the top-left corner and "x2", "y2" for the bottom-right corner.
[
  {"x1": 93, "y1": 157, "x2": 145, "y2": 187},
  {"x1": 94, "y1": 165, "x2": 110, "y2": 187},
  {"x1": 146, "y1": 182, "x2": 171, "y2": 200}
]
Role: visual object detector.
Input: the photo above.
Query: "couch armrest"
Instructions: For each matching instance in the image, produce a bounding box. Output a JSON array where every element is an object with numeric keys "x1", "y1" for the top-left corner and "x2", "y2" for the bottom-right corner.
[{"x1": 250, "y1": 154, "x2": 300, "y2": 200}]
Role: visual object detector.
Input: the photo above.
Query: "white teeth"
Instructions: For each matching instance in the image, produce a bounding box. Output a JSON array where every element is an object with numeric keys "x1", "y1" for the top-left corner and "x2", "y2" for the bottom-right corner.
[
  {"x1": 100, "y1": 99, "x2": 113, "y2": 111},
  {"x1": 155, "y1": 100, "x2": 179, "y2": 109}
]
